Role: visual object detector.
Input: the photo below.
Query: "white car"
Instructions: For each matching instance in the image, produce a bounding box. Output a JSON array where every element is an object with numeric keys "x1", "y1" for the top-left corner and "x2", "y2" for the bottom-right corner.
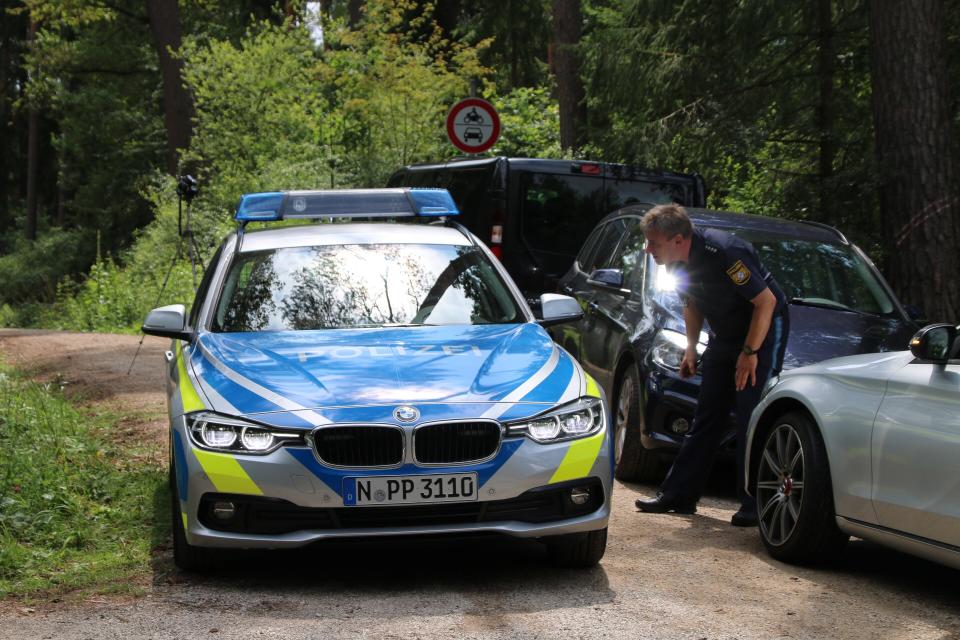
[{"x1": 745, "y1": 322, "x2": 960, "y2": 568}]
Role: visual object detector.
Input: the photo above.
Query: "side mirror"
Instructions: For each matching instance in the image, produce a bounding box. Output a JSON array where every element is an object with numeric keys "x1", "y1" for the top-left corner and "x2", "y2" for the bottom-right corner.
[
  {"x1": 587, "y1": 268, "x2": 623, "y2": 289},
  {"x1": 142, "y1": 304, "x2": 192, "y2": 341},
  {"x1": 537, "y1": 293, "x2": 583, "y2": 328},
  {"x1": 909, "y1": 323, "x2": 957, "y2": 363}
]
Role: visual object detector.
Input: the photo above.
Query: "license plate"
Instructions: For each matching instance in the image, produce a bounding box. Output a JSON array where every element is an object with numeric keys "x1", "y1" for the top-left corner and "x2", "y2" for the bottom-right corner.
[{"x1": 342, "y1": 472, "x2": 478, "y2": 506}]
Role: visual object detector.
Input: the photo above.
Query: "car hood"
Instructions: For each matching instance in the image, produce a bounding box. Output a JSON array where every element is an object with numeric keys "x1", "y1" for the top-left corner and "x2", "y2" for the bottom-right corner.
[
  {"x1": 779, "y1": 349, "x2": 914, "y2": 383},
  {"x1": 779, "y1": 306, "x2": 916, "y2": 369},
  {"x1": 651, "y1": 294, "x2": 915, "y2": 369},
  {"x1": 185, "y1": 324, "x2": 583, "y2": 425}
]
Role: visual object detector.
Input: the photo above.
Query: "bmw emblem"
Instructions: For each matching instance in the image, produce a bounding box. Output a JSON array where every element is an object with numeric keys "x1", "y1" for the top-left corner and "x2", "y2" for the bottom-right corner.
[{"x1": 394, "y1": 405, "x2": 420, "y2": 423}]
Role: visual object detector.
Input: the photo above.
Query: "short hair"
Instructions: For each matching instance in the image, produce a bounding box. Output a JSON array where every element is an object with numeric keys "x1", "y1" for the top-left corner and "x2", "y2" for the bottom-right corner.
[{"x1": 640, "y1": 203, "x2": 692, "y2": 238}]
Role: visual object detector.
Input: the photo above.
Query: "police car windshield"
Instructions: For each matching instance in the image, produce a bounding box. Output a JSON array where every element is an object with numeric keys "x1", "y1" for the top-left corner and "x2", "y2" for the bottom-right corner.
[
  {"x1": 650, "y1": 229, "x2": 898, "y2": 318},
  {"x1": 213, "y1": 244, "x2": 523, "y2": 332}
]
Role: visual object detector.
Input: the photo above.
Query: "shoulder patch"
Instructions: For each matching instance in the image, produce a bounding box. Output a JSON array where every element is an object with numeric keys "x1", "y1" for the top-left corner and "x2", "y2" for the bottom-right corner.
[{"x1": 726, "y1": 260, "x2": 751, "y2": 285}]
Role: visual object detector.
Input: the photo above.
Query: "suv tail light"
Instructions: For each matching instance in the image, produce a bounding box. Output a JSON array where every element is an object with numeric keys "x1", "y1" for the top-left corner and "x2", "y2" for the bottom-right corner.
[{"x1": 490, "y1": 201, "x2": 505, "y2": 259}]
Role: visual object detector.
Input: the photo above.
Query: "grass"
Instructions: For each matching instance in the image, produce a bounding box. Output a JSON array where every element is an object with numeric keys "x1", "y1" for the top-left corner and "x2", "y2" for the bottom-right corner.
[{"x1": 0, "y1": 366, "x2": 169, "y2": 600}]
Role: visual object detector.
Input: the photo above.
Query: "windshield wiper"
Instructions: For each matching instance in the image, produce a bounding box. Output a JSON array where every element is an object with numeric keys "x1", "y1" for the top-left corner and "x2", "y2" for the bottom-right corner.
[{"x1": 789, "y1": 297, "x2": 873, "y2": 317}]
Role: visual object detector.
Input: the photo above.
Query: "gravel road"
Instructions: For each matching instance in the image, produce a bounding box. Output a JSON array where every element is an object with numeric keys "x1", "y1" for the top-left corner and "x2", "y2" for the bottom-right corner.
[{"x1": 1, "y1": 329, "x2": 959, "y2": 640}]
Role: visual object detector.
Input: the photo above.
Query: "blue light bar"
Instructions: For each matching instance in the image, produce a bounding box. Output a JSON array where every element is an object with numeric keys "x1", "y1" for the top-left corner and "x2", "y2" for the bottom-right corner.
[{"x1": 234, "y1": 188, "x2": 459, "y2": 222}]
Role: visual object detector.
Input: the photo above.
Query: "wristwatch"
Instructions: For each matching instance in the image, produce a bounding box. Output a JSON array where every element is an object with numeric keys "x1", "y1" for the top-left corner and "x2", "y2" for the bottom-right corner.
[{"x1": 742, "y1": 344, "x2": 758, "y2": 356}]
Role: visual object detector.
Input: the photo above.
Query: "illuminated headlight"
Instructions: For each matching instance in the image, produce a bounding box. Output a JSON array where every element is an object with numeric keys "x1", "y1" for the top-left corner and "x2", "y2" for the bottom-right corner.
[
  {"x1": 651, "y1": 329, "x2": 707, "y2": 371},
  {"x1": 187, "y1": 412, "x2": 302, "y2": 454},
  {"x1": 507, "y1": 397, "x2": 604, "y2": 443}
]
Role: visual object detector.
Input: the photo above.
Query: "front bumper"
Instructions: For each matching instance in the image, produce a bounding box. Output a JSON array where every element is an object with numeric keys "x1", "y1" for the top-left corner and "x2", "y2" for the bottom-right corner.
[
  {"x1": 640, "y1": 363, "x2": 737, "y2": 452},
  {"x1": 172, "y1": 414, "x2": 613, "y2": 549}
]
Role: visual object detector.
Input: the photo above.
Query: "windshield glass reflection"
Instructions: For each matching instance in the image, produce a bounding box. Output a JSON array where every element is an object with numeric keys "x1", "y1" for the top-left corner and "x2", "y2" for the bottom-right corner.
[{"x1": 214, "y1": 244, "x2": 522, "y2": 332}]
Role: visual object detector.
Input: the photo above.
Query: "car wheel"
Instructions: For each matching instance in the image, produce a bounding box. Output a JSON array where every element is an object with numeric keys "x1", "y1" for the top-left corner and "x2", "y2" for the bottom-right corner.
[
  {"x1": 170, "y1": 468, "x2": 216, "y2": 572},
  {"x1": 544, "y1": 527, "x2": 607, "y2": 568},
  {"x1": 754, "y1": 411, "x2": 848, "y2": 564},
  {"x1": 613, "y1": 366, "x2": 663, "y2": 482}
]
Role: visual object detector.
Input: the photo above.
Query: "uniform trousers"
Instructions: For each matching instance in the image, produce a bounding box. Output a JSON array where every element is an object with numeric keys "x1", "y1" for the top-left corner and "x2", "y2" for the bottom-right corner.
[{"x1": 659, "y1": 313, "x2": 789, "y2": 512}]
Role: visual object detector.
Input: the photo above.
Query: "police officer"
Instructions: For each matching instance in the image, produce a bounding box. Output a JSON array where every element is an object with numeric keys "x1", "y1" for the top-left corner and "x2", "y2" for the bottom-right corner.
[{"x1": 635, "y1": 204, "x2": 789, "y2": 526}]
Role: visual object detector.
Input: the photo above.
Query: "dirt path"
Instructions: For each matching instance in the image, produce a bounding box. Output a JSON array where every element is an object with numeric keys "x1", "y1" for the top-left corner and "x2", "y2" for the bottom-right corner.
[
  {"x1": 2, "y1": 329, "x2": 959, "y2": 640},
  {"x1": 0, "y1": 328, "x2": 171, "y2": 459}
]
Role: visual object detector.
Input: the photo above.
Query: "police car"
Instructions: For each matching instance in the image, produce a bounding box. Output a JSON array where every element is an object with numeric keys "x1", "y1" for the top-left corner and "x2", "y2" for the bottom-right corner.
[{"x1": 142, "y1": 188, "x2": 613, "y2": 571}]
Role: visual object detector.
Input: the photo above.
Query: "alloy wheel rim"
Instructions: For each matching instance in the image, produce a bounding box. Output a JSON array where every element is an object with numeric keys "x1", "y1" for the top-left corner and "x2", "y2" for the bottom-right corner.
[
  {"x1": 756, "y1": 423, "x2": 805, "y2": 546},
  {"x1": 614, "y1": 376, "x2": 634, "y2": 466}
]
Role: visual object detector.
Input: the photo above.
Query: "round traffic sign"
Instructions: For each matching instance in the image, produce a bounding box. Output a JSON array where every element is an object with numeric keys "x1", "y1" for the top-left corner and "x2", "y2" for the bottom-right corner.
[{"x1": 446, "y1": 98, "x2": 500, "y2": 154}]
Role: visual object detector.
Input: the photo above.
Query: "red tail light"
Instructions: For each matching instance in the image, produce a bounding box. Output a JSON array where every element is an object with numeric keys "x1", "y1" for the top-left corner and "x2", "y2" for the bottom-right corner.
[{"x1": 572, "y1": 162, "x2": 601, "y2": 175}]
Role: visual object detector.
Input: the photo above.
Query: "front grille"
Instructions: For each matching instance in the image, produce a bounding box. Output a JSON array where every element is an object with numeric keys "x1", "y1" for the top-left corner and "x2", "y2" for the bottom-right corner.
[
  {"x1": 198, "y1": 479, "x2": 605, "y2": 534},
  {"x1": 414, "y1": 421, "x2": 501, "y2": 464},
  {"x1": 312, "y1": 426, "x2": 403, "y2": 467}
]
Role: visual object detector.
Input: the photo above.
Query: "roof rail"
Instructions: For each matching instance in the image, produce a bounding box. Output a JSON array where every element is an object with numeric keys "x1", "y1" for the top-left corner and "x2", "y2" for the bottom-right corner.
[
  {"x1": 234, "y1": 188, "x2": 459, "y2": 224},
  {"x1": 798, "y1": 220, "x2": 848, "y2": 244}
]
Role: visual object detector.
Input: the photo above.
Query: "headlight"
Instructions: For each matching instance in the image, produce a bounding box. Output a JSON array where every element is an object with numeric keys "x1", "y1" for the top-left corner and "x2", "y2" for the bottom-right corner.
[
  {"x1": 650, "y1": 329, "x2": 706, "y2": 371},
  {"x1": 506, "y1": 397, "x2": 604, "y2": 443},
  {"x1": 187, "y1": 412, "x2": 303, "y2": 454}
]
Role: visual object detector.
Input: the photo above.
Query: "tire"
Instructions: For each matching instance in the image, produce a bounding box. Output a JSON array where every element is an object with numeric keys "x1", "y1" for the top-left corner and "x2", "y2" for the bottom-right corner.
[
  {"x1": 753, "y1": 411, "x2": 848, "y2": 565},
  {"x1": 170, "y1": 467, "x2": 217, "y2": 572},
  {"x1": 545, "y1": 527, "x2": 607, "y2": 568},
  {"x1": 613, "y1": 365, "x2": 663, "y2": 482}
]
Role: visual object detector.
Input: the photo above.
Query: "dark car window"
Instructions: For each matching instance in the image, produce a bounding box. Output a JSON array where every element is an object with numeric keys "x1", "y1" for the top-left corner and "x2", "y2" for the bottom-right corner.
[
  {"x1": 214, "y1": 244, "x2": 522, "y2": 331},
  {"x1": 606, "y1": 179, "x2": 687, "y2": 210},
  {"x1": 519, "y1": 173, "x2": 604, "y2": 255},
  {"x1": 189, "y1": 243, "x2": 225, "y2": 329},
  {"x1": 745, "y1": 236, "x2": 896, "y2": 316},
  {"x1": 646, "y1": 228, "x2": 899, "y2": 318},
  {"x1": 583, "y1": 218, "x2": 628, "y2": 274},
  {"x1": 577, "y1": 226, "x2": 604, "y2": 271},
  {"x1": 609, "y1": 220, "x2": 646, "y2": 290},
  {"x1": 446, "y1": 165, "x2": 497, "y2": 230}
]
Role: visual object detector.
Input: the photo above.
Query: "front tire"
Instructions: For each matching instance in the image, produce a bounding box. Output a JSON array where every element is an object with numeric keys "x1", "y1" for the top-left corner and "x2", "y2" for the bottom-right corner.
[
  {"x1": 754, "y1": 411, "x2": 848, "y2": 564},
  {"x1": 614, "y1": 366, "x2": 663, "y2": 482},
  {"x1": 545, "y1": 527, "x2": 607, "y2": 568}
]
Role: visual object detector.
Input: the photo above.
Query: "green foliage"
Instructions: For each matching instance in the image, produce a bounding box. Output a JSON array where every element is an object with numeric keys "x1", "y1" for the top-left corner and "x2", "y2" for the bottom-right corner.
[
  {"x1": 581, "y1": 0, "x2": 882, "y2": 246},
  {"x1": 491, "y1": 86, "x2": 562, "y2": 158},
  {"x1": 0, "y1": 369, "x2": 166, "y2": 597},
  {"x1": 0, "y1": 229, "x2": 95, "y2": 304}
]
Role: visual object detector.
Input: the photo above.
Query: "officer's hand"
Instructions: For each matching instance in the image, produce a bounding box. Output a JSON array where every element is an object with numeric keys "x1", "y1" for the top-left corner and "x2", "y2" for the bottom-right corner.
[
  {"x1": 736, "y1": 353, "x2": 757, "y2": 391},
  {"x1": 679, "y1": 348, "x2": 697, "y2": 379}
]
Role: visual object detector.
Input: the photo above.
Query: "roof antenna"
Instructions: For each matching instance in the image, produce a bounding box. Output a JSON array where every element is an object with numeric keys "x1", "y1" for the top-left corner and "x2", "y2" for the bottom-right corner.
[{"x1": 127, "y1": 175, "x2": 200, "y2": 376}]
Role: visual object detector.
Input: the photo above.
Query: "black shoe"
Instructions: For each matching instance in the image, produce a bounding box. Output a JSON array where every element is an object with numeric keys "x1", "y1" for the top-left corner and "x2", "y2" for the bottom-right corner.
[
  {"x1": 635, "y1": 493, "x2": 697, "y2": 515},
  {"x1": 730, "y1": 509, "x2": 758, "y2": 527}
]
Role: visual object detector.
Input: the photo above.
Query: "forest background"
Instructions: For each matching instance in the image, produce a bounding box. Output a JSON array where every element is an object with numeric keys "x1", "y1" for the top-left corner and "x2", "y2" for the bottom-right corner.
[{"x1": 0, "y1": 0, "x2": 958, "y2": 329}]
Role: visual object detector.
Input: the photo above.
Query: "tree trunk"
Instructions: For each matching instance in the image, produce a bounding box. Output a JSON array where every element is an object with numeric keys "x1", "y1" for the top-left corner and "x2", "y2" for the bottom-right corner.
[
  {"x1": 868, "y1": 0, "x2": 960, "y2": 323},
  {"x1": 347, "y1": 0, "x2": 364, "y2": 27},
  {"x1": 552, "y1": 0, "x2": 586, "y2": 152},
  {"x1": 146, "y1": 0, "x2": 193, "y2": 176},
  {"x1": 25, "y1": 18, "x2": 38, "y2": 241},
  {"x1": 816, "y1": 0, "x2": 835, "y2": 222}
]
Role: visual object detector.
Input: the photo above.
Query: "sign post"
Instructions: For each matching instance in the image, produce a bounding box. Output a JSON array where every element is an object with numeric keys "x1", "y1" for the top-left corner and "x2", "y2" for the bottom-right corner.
[{"x1": 445, "y1": 97, "x2": 500, "y2": 154}]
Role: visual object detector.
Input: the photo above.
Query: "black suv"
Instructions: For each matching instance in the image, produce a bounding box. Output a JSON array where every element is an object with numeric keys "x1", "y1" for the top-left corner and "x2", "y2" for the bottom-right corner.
[
  {"x1": 388, "y1": 157, "x2": 706, "y2": 297},
  {"x1": 552, "y1": 206, "x2": 919, "y2": 482}
]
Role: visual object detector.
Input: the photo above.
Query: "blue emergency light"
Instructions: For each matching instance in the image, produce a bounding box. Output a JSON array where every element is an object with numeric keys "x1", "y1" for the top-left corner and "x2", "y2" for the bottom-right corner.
[{"x1": 235, "y1": 188, "x2": 459, "y2": 222}]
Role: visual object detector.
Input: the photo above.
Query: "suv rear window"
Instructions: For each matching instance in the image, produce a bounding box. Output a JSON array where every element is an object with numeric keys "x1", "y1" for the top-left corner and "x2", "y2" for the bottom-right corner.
[{"x1": 519, "y1": 173, "x2": 604, "y2": 255}]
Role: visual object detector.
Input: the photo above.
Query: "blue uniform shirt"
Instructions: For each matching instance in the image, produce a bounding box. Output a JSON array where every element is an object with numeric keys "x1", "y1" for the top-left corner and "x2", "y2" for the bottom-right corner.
[{"x1": 670, "y1": 228, "x2": 787, "y2": 343}]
